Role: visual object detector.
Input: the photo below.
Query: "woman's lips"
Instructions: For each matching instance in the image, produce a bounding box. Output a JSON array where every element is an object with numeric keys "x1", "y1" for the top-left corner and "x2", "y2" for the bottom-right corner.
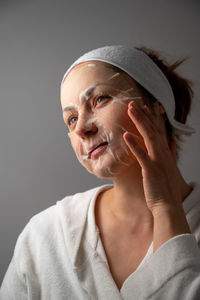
[{"x1": 89, "y1": 142, "x2": 108, "y2": 159}]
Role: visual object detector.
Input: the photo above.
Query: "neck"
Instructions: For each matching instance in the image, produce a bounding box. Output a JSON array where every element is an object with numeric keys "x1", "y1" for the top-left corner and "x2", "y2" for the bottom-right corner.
[
  {"x1": 106, "y1": 161, "x2": 193, "y2": 230},
  {"x1": 108, "y1": 162, "x2": 153, "y2": 229}
]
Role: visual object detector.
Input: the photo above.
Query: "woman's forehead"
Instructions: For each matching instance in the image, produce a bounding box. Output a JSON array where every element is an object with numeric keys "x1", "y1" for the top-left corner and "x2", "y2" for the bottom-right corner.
[
  {"x1": 63, "y1": 61, "x2": 122, "y2": 84},
  {"x1": 61, "y1": 61, "x2": 136, "y2": 100}
]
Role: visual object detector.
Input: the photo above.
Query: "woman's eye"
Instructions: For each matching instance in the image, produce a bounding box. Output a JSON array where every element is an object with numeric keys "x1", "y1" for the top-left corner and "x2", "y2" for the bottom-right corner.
[
  {"x1": 96, "y1": 95, "x2": 110, "y2": 105},
  {"x1": 68, "y1": 116, "x2": 78, "y2": 126}
]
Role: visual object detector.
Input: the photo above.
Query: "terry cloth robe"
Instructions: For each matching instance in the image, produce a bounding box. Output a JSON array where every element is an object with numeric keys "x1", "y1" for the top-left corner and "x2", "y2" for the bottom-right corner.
[{"x1": 1, "y1": 181, "x2": 200, "y2": 300}]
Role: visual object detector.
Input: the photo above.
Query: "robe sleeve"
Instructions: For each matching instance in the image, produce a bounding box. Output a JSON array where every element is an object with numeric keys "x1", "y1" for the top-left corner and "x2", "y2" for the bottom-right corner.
[
  {"x1": 0, "y1": 249, "x2": 28, "y2": 299},
  {"x1": 121, "y1": 234, "x2": 200, "y2": 300},
  {"x1": 0, "y1": 221, "x2": 40, "y2": 300}
]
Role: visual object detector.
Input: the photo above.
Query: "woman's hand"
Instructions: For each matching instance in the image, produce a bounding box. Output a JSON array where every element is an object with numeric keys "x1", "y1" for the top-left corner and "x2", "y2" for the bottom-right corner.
[
  {"x1": 123, "y1": 100, "x2": 191, "y2": 252},
  {"x1": 123, "y1": 100, "x2": 182, "y2": 214}
]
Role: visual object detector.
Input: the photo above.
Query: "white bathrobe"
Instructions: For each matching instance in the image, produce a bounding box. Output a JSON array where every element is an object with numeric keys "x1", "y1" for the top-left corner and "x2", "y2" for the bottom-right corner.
[{"x1": 1, "y1": 182, "x2": 200, "y2": 299}]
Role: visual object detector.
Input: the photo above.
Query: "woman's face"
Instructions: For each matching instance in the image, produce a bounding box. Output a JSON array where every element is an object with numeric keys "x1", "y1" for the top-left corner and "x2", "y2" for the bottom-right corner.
[{"x1": 60, "y1": 61, "x2": 146, "y2": 179}]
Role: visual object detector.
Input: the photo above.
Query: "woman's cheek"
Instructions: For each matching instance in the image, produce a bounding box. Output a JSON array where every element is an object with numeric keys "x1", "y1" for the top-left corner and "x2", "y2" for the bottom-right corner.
[{"x1": 69, "y1": 136, "x2": 80, "y2": 157}]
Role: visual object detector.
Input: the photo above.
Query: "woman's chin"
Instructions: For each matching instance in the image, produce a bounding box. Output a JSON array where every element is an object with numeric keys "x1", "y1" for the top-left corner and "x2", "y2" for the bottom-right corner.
[
  {"x1": 88, "y1": 157, "x2": 131, "y2": 179},
  {"x1": 80, "y1": 148, "x2": 136, "y2": 179},
  {"x1": 93, "y1": 168, "x2": 117, "y2": 180}
]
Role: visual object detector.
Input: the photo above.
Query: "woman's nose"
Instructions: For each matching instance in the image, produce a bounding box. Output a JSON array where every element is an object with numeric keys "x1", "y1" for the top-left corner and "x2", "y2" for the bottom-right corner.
[{"x1": 75, "y1": 115, "x2": 98, "y2": 139}]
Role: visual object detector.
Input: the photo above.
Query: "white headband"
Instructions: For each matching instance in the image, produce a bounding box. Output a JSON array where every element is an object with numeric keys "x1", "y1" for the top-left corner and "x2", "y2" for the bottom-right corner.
[{"x1": 61, "y1": 45, "x2": 195, "y2": 136}]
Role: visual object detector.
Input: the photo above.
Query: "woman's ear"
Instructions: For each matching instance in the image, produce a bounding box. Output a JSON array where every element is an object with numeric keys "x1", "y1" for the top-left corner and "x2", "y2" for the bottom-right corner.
[
  {"x1": 158, "y1": 104, "x2": 166, "y2": 115},
  {"x1": 168, "y1": 140, "x2": 177, "y2": 162}
]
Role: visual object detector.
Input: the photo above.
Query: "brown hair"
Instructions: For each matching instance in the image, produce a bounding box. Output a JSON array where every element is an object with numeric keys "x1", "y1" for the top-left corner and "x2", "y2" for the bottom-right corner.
[{"x1": 134, "y1": 46, "x2": 194, "y2": 161}]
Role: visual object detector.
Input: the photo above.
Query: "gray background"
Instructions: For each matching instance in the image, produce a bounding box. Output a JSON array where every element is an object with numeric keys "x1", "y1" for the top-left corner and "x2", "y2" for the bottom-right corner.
[{"x1": 0, "y1": 0, "x2": 200, "y2": 282}]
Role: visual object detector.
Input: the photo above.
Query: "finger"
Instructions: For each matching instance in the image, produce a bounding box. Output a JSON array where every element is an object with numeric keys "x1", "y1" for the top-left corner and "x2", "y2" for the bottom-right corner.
[
  {"x1": 142, "y1": 104, "x2": 167, "y2": 136},
  {"x1": 123, "y1": 131, "x2": 150, "y2": 169},
  {"x1": 128, "y1": 102, "x2": 168, "y2": 158},
  {"x1": 129, "y1": 100, "x2": 151, "y2": 114},
  {"x1": 141, "y1": 104, "x2": 155, "y2": 122},
  {"x1": 129, "y1": 101, "x2": 165, "y2": 133},
  {"x1": 128, "y1": 102, "x2": 157, "y2": 154},
  {"x1": 128, "y1": 101, "x2": 155, "y2": 133},
  {"x1": 129, "y1": 101, "x2": 167, "y2": 134}
]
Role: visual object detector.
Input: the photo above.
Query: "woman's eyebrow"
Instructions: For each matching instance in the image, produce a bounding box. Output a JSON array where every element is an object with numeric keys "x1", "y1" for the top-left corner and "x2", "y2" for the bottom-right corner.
[{"x1": 63, "y1": 105, "x2": 76, "y2": 113}]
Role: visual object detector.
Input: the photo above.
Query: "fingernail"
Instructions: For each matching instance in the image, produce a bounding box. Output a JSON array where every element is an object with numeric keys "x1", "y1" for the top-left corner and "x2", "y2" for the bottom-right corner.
[
  {"x1": 125, "y1": 132, "x2": 136, "y2": 144},
  {"x1": 142, "y1": 105, "x2": 150, "y2": 113},
  {"x1": 129, "y1": 102, "x2": 138, "y2": 114}
]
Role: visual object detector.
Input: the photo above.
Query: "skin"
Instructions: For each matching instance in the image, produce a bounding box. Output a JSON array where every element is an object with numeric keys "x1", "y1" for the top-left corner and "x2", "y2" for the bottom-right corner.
[
  {"x1": 61, "y1": 61, "x2": 145, "y2": 178},
  {"x1": 60, "y1": 61, "x2": 193, "y2": 255}
]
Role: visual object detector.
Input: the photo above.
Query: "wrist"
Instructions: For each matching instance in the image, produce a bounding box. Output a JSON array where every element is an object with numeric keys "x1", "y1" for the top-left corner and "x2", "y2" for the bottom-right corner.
[
  {"x1": 152, "y1": 202, "x2": 184, "y2": 219},
  {"x1": 152, "y1": 204, "x2": 191, "y2": 252}
]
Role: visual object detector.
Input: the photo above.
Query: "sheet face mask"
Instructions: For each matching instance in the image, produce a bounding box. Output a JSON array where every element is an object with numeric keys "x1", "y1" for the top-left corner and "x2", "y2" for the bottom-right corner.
[
  {"x1": 61, "y1": 45, "x2": 195, "y2": 136},
  {"x1": 62, "y1": 76, "x2": 143, "y2": 179}
]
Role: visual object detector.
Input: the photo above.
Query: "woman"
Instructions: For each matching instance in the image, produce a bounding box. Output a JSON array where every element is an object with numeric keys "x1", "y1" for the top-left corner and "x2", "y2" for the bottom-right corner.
[{"x1": 1, "y1": 45, "x2": 200, "y2": 299}]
